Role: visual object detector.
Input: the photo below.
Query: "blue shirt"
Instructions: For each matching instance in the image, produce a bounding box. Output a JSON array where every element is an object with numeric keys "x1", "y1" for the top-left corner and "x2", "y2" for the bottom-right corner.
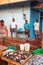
[{"x1": 24, "y1": 23, "x2": 30, "y2": 30}]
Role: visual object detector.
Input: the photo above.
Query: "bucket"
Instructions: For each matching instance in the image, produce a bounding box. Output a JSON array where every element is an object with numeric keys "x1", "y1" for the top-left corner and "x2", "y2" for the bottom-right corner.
[
  {"x1": 24, "y1": 43, "x2": 30, "y2": 51},
  {"x1": 20, "y1": 44, "x2": 24, "y2": 51}
]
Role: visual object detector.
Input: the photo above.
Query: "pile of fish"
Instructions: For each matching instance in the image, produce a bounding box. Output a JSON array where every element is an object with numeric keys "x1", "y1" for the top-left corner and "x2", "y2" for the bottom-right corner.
[
  {"x1": 3, "y1": 50, "x2": 32, "y2": 64},
  {"x1": 26, "y1": 55, "x2": 43, "y2": 65}
]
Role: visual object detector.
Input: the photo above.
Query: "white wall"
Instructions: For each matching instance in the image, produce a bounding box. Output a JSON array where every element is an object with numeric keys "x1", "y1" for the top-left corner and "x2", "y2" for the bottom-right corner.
[{"x1": 0, "y1": 6, "x2": 30, "y2": 37}]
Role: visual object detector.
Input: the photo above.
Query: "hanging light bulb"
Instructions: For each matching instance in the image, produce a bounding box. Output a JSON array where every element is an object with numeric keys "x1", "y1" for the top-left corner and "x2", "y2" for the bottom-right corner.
[
  {"x1": 23, "y1": 13, "x2": 26, "y2": 19},
  {"x1": 22, "y1": 6, "x2": 26, "y2": 19}
]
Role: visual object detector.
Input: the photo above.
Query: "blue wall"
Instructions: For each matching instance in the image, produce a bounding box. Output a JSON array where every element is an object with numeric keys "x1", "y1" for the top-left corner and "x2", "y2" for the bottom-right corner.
[{"x1": 30, "y1": 9, "x2": 40, "y2": 39}]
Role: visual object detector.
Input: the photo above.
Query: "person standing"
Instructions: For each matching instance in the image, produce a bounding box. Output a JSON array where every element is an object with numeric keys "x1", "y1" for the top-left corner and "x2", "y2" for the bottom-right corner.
[
  {"x1": 24, "y1": 20, "x2": 30, "y2": 38},
  {"x1": 34, "y1": 19, "x2": 39, "y2": 38},
  {"x1": 0, "y1": 20, "x2": 8, "y2": 38},
  {"x1": 10, "y1": 18, "x2": 17, "y2": 38}
]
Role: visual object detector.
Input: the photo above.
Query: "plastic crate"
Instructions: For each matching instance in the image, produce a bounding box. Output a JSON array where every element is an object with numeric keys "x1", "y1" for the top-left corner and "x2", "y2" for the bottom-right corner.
[
  {"x1": 6, "y1": 46, "x2": 16, "y2": 50},
  {"x1": 32, "y1": 48, "x2": 43, "y2": 54}
]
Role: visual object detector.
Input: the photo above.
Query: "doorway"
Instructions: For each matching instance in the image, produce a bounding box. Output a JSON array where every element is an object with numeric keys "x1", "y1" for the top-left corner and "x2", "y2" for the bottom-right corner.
[
  {"x1": 40, "y1": 12, "x2": 43, "y2": 49},
  {"x1": 40, "y1": 12, "x2": 43, "y2": 33},
  {"x1": 39, "y1": 12, "x2": 43, "y2": 40}
]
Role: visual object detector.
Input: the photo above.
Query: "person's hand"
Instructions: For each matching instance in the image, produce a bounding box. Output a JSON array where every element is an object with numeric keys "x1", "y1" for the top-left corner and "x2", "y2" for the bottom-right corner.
[
  {"x1": 15, "y1": 25, "x2": 18, "y2": 30},
  {"x1": 26, "y1": 30, "x2": 28, "y2": 33}
]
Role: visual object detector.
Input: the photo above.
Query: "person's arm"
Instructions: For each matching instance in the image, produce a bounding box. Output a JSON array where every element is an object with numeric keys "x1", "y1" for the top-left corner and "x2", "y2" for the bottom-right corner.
[
  {"x1": 34, "y1": 22, "x2": 36, "y2": 27},
  {"x1": 10, "y1": 25, "x2": 11, "y2": 28},
  {"x1": 24, "y1": 24, "x2": 26, "y2": 31},
  {"x1": 33, "y1": 22, "x2": 35, "y2": 29},
  {"x1": 15, "y1": 24, "x2": 18, "y2": 30},
  {"x1": 10, "y1": 24, "x2": 12, "y2": 32},
  {"x1": 28, "y1": 24, "x2": 30, "y2": 30},
  {"x1": 5, "y1": 26, "x2": 8, "y2": 37},
  {"x1": 24, "y1": 26, "x2": 26, "y2": 30},
  {"x1": 24, "y1": 26, "x2": 28, "y2": 33}
]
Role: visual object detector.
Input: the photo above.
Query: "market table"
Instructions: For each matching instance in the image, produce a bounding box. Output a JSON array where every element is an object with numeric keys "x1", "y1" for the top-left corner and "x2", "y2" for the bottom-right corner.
[
  {"x1": 1, "y1": 55, "x2": 32, "y2": 65},
  {"x1": 0, "y1": 46, "x2": 7, "y2": 65},
  {"x1": 0, "y1": 46, "x2": 7, "y2": 57},
  {"x1": 1, "y1": 51, "x2": 32, "y2": 65},
  {"x1": 1, "y1": 57, "x2": 20, "y2": 65}
]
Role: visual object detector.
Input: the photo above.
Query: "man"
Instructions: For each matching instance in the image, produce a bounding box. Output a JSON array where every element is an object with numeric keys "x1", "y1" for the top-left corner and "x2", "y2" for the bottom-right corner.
[
  {"x1": 10, "y1": 18, "x2": 17, "y2": 38},
  {"x1": 24, "y1": 20, "x2": 30, "y2": 38},
  {"x1": 34, "y1": 19, "x2": 39, "y2": 38}
]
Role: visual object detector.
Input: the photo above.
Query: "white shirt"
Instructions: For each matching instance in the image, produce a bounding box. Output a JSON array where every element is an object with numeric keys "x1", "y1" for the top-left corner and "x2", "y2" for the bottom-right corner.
[
  {"x1": 10, "y1": 22, "x2": 16, "y2": 28},
  {"x1": 34, "y1": 22, "x2": 39, "y2": 31}
]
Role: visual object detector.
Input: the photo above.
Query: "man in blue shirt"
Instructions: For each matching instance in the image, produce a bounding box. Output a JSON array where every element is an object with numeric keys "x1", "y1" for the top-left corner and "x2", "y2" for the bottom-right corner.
[{"x1": 24, "y1": 20, "x2": 30, "y2": 38}]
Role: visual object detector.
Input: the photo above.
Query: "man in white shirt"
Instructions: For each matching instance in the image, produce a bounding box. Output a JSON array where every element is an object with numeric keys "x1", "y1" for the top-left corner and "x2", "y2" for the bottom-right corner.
[
  {"x1": 34, "y1": 19, "x2": 39, "y2": 38},
  {"x1": 10, "y1": 18, "x2": 17, "y2": 38}
]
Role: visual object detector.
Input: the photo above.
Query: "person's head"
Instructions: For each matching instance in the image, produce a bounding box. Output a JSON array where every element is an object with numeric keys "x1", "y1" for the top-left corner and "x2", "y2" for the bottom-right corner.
[
  {"x1": 36, "y1": 19, "x2": 38, "y2": 23},
  {"x1": 1, "y1": 20, "x2": 4, "y2": 26},
  {"x1": 25, "y1": 20, "x2": 28, "y2": 24},
  {"x1": 12, "y1": 18, "x2": 15, "y2": 22}
]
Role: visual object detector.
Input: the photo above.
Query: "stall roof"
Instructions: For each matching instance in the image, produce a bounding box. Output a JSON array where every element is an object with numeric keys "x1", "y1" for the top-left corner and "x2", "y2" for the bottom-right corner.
[
  {"x1": 0, "y1": 0, "x2": 37, "y2": 5},
  {"x1": 33, "y1": 3, "x2": 43, "y2": 12},
  {"x1": 0, "y1": 0, "x2": 25, "y2": 5},
  {"x1": 0, "y1": 0, "x2": 43, "y2": 5},
  {"x1": 34, "y1": 3, "x2": 43, "y2": 8},
  {"x1": 36, "y1": 0, "x2": 43, "y2": 2}
]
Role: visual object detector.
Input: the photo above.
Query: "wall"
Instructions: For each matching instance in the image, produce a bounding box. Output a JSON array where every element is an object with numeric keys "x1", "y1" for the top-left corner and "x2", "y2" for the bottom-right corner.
[
  {"x1": 0, "y1": 6, "x2": 30, "y2": 37},
  {"x1": 30, "y1": 9, "x2": 40, "y2": 39}
]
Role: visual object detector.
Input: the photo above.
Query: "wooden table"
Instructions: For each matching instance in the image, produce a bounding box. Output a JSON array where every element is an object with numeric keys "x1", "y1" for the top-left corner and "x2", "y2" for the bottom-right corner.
[
  {"x1": 1, "y1": 57, "x2": 20, "y2": 65},
  {"x1": 1, "y1": 51, "x2": 32, "y2": 65},
  {"x1": 1, "y1": 55, "x2": 32, "y2": 65},
  {"x1": 0, "y1": 46, "x2": 7, "y2": 57},
  {"x1": 0, "y1": 46, "x2": 7, "y2": 65}
]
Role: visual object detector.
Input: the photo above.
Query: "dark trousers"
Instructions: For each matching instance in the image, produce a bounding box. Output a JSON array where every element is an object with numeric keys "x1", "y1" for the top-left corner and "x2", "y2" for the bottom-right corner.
[
  {"x1": 35, "y1": 30, "x2": 39, "y2": 38},
  {"x1": 25, "y1": 29, "x2": 30, "y2": 38},
  {"x1": 10, "y1": 28, "x2": 17, "y2": 38}
]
